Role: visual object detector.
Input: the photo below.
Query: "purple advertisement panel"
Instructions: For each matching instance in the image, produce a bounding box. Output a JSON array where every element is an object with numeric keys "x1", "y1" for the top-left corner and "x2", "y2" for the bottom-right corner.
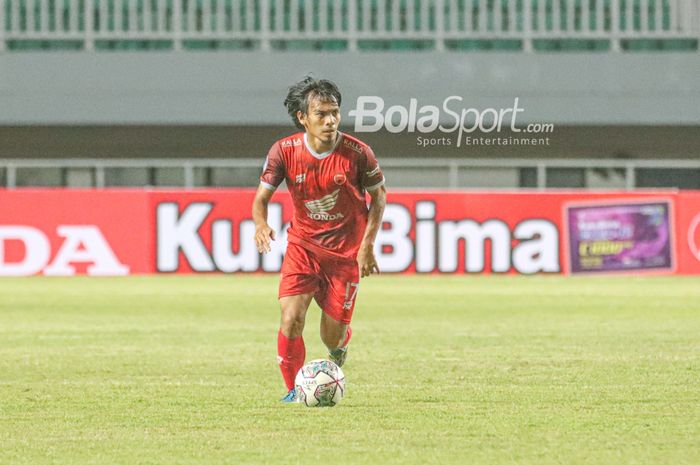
[{"x1": 566, "y1": 201, "x2": 673, "y2": 274}]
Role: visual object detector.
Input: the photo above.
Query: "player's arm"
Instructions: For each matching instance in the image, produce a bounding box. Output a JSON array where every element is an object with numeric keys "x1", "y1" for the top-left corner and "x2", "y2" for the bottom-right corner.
[
  {"x1": 357, "y1": 185, "x2": 387, "y2": 278},
  {"x1": 252, "y1": 184, "x2": 277, "y2": 253},
  {"x1": 255, "y1": 142, "x2": 285, "y2": 253}
]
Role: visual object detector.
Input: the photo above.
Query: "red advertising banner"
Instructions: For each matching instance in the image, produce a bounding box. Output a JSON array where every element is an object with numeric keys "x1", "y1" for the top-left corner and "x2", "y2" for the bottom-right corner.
[
  {"x1": 370, "y1": 191, "x2": 676, "y2": 274},
  {"x1": 0, "y1": 190, "x2": 151, "y2": 275},
  {"x1": 675, "y1": 192, "x2": 700, "y2": 274},
  {"x1": 2, "y1": 188, "x2": 698, "y2": 276}
]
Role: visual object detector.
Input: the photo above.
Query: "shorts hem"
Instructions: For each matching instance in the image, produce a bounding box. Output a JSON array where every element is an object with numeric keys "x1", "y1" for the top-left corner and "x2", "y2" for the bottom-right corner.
[
  {"x1": 278, "y1": 286, "x2": 318, "y2": 299},
  {"x1": 321, "y1": 309, "x2": 352, "y2": 325}
]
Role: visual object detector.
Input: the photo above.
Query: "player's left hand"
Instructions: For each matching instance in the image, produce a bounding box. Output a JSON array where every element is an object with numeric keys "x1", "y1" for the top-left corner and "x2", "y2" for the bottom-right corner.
[{"x1": 357, "y1": 245, "x2": 380, "y2": 278}]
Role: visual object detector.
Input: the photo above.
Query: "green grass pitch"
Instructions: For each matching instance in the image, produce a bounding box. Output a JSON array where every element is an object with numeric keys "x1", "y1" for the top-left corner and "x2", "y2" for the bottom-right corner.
[{"x1": 0, "y1": 275, "x2": 698, "y2": 465}]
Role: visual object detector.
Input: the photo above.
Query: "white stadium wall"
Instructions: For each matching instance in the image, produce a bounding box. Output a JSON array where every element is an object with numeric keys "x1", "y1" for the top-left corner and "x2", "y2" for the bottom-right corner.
[{"x1": 2, "y1": 52, "x2": 700, "y2": 125}]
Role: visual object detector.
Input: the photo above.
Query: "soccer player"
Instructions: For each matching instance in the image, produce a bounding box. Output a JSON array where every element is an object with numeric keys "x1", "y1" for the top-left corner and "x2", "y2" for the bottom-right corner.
[{"x1": 252, "y1": 77, "x2": 387, "y2": 403}]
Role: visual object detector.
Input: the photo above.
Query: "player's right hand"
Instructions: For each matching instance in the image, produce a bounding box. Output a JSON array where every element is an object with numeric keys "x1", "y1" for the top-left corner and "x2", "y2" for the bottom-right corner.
[
  {"x1": 357, "y1": 244, "x2": 380, "y2": 278},
  {"x1": 255, "y1": 224, "x2": 276, "y2": 253}
]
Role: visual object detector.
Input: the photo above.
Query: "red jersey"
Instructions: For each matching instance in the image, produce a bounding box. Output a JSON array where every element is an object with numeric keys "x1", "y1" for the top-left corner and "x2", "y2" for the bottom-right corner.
[{"x1": 260, "y1": 131, "x2": 385, "y2": 261}]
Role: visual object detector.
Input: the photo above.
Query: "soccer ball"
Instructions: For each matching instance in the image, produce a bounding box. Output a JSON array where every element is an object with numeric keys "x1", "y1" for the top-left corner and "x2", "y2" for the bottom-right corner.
[{"x1": 294, "y1": 359, "x2": 345, "y2": 407}]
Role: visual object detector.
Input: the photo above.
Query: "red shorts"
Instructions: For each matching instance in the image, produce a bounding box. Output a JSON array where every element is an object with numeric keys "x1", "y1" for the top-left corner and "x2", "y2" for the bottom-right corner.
[{"x1": 279, "y1": 243, "x2": 360, "y2": 324}]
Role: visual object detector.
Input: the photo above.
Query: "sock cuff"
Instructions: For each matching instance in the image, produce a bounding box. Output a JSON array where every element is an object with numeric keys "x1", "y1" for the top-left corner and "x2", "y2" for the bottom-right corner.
[{"x1": 278, "y1": 329, "x2": 304, "y2": 343}]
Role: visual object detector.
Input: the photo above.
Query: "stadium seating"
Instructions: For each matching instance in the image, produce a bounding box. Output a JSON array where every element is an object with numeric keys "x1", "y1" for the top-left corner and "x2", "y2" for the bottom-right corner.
[
  {"x1": 2, "y1": 1, "x2": 698, "y2": 189},
  {"x1": 2, "y1": 0, "x2": 698, "y2": 52}
]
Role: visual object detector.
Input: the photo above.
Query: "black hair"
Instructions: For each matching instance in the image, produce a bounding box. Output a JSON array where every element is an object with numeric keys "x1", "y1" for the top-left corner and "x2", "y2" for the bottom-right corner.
[{"x1": 284, "y1": 77, "x2": 342, "y2": 130}]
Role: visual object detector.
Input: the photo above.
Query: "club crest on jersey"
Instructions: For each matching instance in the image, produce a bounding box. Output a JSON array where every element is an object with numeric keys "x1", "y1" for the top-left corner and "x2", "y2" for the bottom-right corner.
[
  {"x1": 296, "y1": 173, "x2": 306, "y2": 184},
  {"x1": 304, "y1": 189, "x2": 344, "y2": 221},
  {"x1": 334, "y1": 173, "x2": 347, "y2": 185}
]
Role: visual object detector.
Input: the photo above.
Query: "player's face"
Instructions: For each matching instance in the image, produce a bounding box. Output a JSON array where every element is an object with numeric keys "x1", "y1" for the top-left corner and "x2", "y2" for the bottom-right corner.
[{"x1": 298, "y1": 97, "x2": 341, "y2": 149}]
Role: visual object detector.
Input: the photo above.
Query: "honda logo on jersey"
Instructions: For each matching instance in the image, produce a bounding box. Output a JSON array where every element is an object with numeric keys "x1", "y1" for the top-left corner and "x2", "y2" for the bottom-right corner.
[{"x1": 304, "y1": 189, "x2": 344, "y2": 221}]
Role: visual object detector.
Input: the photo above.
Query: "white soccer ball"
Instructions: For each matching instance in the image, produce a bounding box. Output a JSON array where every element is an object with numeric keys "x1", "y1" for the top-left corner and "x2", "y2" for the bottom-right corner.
[{"x1": 294, "y1": 359, "x2": 345, "y2": 407}]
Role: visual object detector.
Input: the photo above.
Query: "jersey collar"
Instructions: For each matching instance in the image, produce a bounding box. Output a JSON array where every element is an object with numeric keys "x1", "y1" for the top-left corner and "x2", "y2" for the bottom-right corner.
[{"x1": 303, "y1": 132, "x2": 343, "y2": 160}]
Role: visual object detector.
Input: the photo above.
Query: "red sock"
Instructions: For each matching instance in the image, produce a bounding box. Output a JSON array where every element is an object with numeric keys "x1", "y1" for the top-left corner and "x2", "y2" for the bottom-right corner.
[
  {"x1": 277, "y1": 330, "x2": 306, "y2": 391},
  {"x1": 341, "y1": 326, "x2": 352, "y2": 348}
]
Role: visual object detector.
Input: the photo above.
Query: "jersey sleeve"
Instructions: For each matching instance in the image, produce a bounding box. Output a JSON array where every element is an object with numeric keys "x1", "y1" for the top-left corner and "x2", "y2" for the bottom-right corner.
[
  {"x1": 259, "y1": 142, "x2": 286, "y2": 191},
  {"x1": 361, "y1": 145, "x2": 385, "y2": 191}
]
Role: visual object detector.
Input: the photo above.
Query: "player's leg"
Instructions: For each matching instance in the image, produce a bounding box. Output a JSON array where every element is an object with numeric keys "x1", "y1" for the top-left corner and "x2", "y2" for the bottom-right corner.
[
  {"x1": 320, "y1": 312, "x2": 350, "y2": 348},
  {"x1": 277, "y1": 243, "x2": 321, "y2": 401},
  {"x1": 277, "y1": 292, "x2": 313, "y2": 399},
  {"x1": 279, "y1": 293, "x2": 313, "y2": 338},
  {"x1": 320, "y1": 311, "x2": 352, "y2": 367},
  {"x1": 315, "y1": 259, "x2": 359, "y2": 367}
]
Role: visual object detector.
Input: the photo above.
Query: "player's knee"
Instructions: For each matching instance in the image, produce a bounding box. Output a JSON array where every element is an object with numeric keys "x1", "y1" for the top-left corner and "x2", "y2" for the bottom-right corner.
[{"x1": 280, "y1": 308, "x2": 306, "y2": 335}]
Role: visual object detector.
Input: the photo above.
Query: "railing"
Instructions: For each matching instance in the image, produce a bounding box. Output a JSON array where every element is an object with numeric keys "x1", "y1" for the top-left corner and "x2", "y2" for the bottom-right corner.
[
  {"x1": 1, "y1": 0, "x2": 699, "y2": 52},
  {"x1": 1, "y1": 157, "x2": 700, "y2": 189}
]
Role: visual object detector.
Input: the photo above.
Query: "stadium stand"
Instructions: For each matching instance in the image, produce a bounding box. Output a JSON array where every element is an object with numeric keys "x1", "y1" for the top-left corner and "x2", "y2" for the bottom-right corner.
[
  {"x1": 1, "y1": 0, "x2": 698, "y2": 52},
  {"x1": 1, "y1": 1, "x2": 699, "y2": 189}
]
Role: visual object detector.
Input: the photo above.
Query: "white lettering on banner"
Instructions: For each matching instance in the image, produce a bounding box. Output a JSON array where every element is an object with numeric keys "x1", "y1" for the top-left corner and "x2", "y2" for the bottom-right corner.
[
  {"x1": 439, "y1": 220, "x2": 511, "y2": 272},
  {"x1": 156, "y1": 202, "x2": 289, "y2": 273},
  {"x1": 212, "y1": 220, "x2": 258, "y2": 272},
  {"x1": 157, "y1": 203, "x2": 216, "y2": 272},
  {"x1": 155, "y1": 200, "x2": 559, "y2": 274},
  {"x1": 415, "y1": 201, "x2": 437, "y2": 272},
  {"x1": 0, "y1": 226, "x2": 51, "y2": 276},
  {"x1": 372, "y1": 204, "x2": 560, "y2": 274},
  {"x1": 512, "y1": 220, "x2": 560, "y2": 274},
  {"x1": 44, "y1": 226, "x2": 129, "y2": 276},
  {"x1": 0, "y1": 226, "x2": 128, "y2": 276},
  {"x1": 373, "y1": 204, "x2": 414, "y2": 272}
]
